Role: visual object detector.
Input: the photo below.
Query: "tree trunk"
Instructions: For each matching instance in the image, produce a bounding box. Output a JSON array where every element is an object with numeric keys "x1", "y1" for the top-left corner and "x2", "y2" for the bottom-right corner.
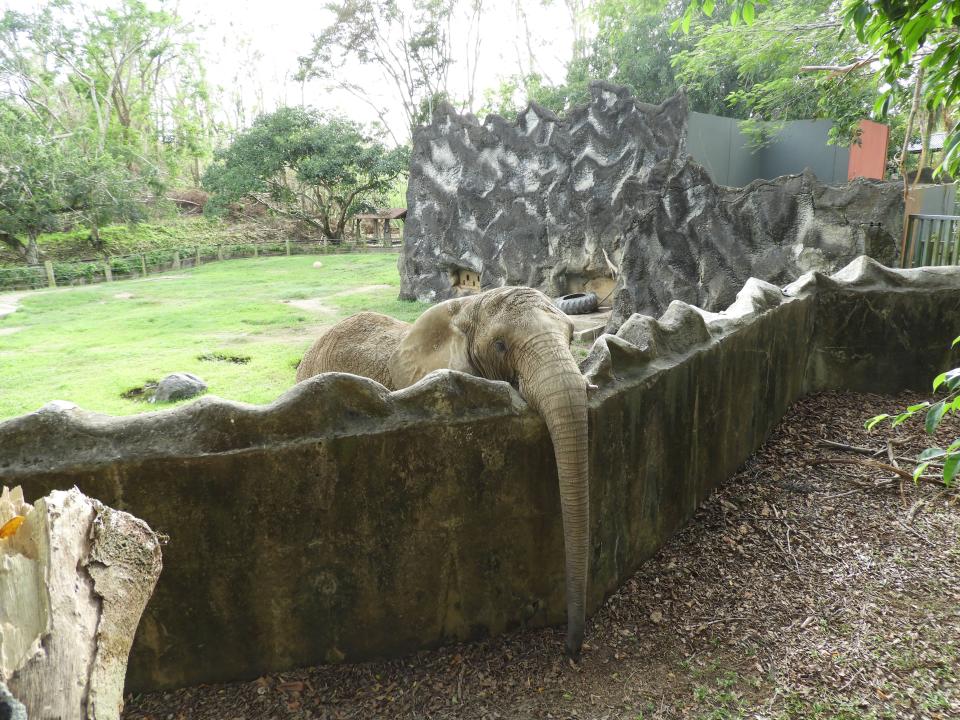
[
  {"x1": 24, "y1": 234, "x2": 39, "y2": 266},
  {"x1": 90, "y1": 223, "x2": 102, "y2": 251},
  {"x1": 0, "y1": 485, "x2": 163, "y2": 719},
  {"x1": 900, "y1": 66, "x2": 925, "y2": 200}
]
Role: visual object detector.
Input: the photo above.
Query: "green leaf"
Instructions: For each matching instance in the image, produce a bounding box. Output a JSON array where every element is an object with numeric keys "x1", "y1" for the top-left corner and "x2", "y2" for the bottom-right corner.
[
  {"x1": 892, "y1": 412, "x2": 914, "y2": 428},
  {"x1": 944, "y1": 453, "x2": 960, "y2": 487},
  {"x1": 907, "y1": 402, "x2": 931, "y2": 412},
  {"x1": 953, "y1": 336, "x2": 960, "y2": 348},
  {"x1": 702, "y1": 0, "x2": 715, "y2": 17},
  {"x1": 741, "y1": 1, "x2": 755, "y2": 24},
  {"x1": 681, "y1": 7, "x2": 692, "y2": 33},
  {"x1": 917, "y1": 447, "x2": 946, "y2": 461},
  {"x1": 947, "y1": 439, "x2": 960, "y2": 454},
  {"x1": 925, "y1": 401, "x2": 947, "y2": 435},
  {"x1": 934, "y1": 372, "x2": 948, "y2": 391},
  {"x1": 913, "y1": 461, "x2": 931, "y2": 482},
  {"x1": 865, "y1": 414, "x2": 890, "y2": 431}
]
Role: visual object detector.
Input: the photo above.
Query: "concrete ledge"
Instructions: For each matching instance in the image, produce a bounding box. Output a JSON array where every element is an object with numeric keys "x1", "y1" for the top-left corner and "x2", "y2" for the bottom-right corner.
[{"x1": 1, "y1": 257, "x2": 958, "y2": 692}]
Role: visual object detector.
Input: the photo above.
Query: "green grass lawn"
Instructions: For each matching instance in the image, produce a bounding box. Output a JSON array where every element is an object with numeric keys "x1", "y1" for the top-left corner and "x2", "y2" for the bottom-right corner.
[{"x1": 0, "y1": 253, "x2": 429, "y2": 420}]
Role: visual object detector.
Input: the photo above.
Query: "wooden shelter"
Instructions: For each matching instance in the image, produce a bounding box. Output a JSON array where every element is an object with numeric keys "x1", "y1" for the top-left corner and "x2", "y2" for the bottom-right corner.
[{"x1": 352, "y1": 208, "x2": 406, "y2": 246}]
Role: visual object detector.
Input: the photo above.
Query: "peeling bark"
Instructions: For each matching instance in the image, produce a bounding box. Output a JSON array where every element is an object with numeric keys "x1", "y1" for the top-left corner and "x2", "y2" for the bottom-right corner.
[{"x1": 0, "y1": 486, "x2": 163, "y2": 719}]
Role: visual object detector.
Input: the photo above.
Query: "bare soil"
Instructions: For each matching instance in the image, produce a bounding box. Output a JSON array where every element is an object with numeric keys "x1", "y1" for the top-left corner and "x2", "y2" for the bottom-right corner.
[
  {"x1": 286, "y1": 285, "x2": 395, "y2": 315},
  {"x1": 123, "y1": 391, "x2": 960, "y2": 720}
]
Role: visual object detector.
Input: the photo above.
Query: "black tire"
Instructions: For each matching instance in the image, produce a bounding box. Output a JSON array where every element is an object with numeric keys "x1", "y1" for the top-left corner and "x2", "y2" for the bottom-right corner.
[{"x1": 555, "y1": 292, "x2": 599, "y2": 315}]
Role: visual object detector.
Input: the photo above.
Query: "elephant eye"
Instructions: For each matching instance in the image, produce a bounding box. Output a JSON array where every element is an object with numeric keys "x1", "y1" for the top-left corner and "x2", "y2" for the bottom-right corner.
[{"x1": 494, "y1": 339, "x2": 507, "y2": 354}]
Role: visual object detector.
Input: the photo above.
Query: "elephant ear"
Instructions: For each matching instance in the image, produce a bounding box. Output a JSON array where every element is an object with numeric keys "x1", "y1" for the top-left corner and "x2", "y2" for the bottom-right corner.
[{"x1": 388, "y1": 298, "x2": 476, "y2": 388}]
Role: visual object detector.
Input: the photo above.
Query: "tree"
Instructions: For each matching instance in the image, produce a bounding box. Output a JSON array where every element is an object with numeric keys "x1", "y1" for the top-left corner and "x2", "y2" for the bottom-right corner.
[
  {"x1": 679, "y1": 0, "x2": 960, "y2": 176},
  {"x1": 0, "y1": 0, "x2": 215, "y2": 189},
  {"x1": 0, "y1": 104, "x2": 146, "y2": 262},
  {"x1": 673, "y1": 0, "x2": 880, "y2": 146},
  {"x1": 297, "y1": 0, "x2": 456, "y2": 143},
  {"x1": 0, "y1": 112, "x2": 64, "y2": 264},
  {"x1": 202, "y1": 108, "x2": 408, "y2": 239}
]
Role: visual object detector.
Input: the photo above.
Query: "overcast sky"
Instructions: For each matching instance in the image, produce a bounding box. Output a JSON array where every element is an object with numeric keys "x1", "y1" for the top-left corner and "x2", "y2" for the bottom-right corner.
[{"x1": 2, "y1": 0, "x2": 578, "y2": 141}]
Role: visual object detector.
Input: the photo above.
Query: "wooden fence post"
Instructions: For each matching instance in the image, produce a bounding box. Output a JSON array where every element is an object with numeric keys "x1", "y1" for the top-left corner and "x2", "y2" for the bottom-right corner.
[
  {"x1": 195, "y1": 246, "x2": 201, "y2": 266},
  {"x1": 173, "y1": 251, "x2": 181, "y2": 270},
  {"x1": 104, "y1": 261, "x2": 113, "y2": 282},
  {"x1": 44, "y1": 261, "x2": 56, "y2": 288},
  {"x1": 140, "y1": 254, "x2": 147, "y2": 277},
  {"x1": 217, "y1": 245, "x2": 224, "y2": 261},
  {"x1": 382, "y1": 218, "x2": 392, "y2": 248},
  {"x1": 285, "y1": 238, "x2": 291, "y2": 256},
  {"x1": 253, "y1": 244, "x2": 258, "y2": 258}
]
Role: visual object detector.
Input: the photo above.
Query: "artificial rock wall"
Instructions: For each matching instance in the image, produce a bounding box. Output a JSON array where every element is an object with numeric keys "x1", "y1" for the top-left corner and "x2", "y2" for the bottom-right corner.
[
  {"x1": 1, "y1": 258, "x2": 959, "y2": 693},
  {"x1": 400, "y1": 83, "x2": 904, "y2": 328}
]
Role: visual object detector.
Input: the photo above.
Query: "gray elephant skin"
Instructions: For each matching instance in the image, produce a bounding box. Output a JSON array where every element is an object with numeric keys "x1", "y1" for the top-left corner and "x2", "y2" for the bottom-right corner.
[{"x1": 297, "y1": 286, "x2": 590, "y2": 658}]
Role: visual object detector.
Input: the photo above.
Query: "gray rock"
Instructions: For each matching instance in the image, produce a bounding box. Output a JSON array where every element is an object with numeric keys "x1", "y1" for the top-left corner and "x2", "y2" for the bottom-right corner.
[
  {"x1": 400, "y1": 81, "x2": 903, "y2": 331},
  {"x1": 0, "y1": 682, "x2": 27, "y2": 720},
  {"x1": 153, "y1": 372, "x2": 207, "y2": 403}
]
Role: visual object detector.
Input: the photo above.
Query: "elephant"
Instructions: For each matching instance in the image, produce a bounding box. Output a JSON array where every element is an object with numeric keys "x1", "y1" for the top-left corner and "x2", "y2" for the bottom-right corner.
[{"x1": 296, "y1": 286, "x2": 590, "y2": 659}]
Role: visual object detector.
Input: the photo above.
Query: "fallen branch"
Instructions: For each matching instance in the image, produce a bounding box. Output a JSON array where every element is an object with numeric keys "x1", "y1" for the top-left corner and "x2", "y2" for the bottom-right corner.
[
  {"x1": 808, "y1": 458, "x2": 946, "y2": 488},
  {"x1": 818, "y1": 439, "x2": 880, "y2": 455}
]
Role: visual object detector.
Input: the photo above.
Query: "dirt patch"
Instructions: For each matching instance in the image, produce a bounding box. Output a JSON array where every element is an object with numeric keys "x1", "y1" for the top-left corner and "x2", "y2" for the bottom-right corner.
[
  {"x1": 198, "y1": 352, "x2": 251, "y2": 364},
  {"x1": 286, "y1": 298, "x2": 336, "y2": 314},
  {"x1": 0, "y1": 326, "x2": 22, "y2": 336},
  {"x1": 284, "y1": 285, "x2": 394, "y2": 316},
  {"x1": 114, "y1": 292, "x2": 135, "y2": 299},
  {"x1": 121, "y1": 381, "x2": 158, "y2": 402},
  {"x1": 123, "y1": 391, "x2": 960, "y2": 720},
  {"x1": 327, "y1": 284, "x2": 392, "y2": 298},
  {"x1": 0, "y1": 291, "x2": 28, "y2": 318}
]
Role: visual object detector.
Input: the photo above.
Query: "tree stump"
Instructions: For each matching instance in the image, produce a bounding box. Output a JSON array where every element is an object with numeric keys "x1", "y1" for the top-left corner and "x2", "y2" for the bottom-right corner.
[{"x1": 0, "y1": 486, "x2": 163, "y2": 719}]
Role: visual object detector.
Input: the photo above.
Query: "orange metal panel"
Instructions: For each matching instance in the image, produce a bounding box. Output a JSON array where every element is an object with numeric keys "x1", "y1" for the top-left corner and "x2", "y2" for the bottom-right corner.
[{"x1": 848, "y1": 119, "x2": 890, "y2": 180}]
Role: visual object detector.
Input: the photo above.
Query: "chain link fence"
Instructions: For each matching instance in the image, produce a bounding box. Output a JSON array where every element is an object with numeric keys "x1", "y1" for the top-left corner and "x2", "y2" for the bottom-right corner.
[{"x1": 0, "y1": 238, "x2": 401, "y2": 292}]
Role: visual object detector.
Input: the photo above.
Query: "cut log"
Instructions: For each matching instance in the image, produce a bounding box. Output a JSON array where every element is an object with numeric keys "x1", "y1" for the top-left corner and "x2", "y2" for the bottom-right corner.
[{"x1": 0, "y1": 486, "x2": 163, "y2": 719}]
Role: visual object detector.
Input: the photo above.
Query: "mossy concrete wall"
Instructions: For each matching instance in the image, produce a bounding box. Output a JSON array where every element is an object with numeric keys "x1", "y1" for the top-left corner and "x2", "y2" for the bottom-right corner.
[{"x1": 1, "y1": 257, "x2": 958, "y2": 692}]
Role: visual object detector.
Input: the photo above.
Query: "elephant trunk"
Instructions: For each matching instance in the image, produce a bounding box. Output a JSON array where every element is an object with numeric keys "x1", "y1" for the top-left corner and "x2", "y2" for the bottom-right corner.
[{"x1": 516, "y1": 334, "x2": 590, "y2": 659}]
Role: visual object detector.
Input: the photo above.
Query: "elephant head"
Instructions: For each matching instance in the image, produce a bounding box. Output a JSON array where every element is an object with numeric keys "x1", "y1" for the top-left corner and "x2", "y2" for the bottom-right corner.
[{"x1": 388, "y1": 287, "x2": 590, "y2": 658}]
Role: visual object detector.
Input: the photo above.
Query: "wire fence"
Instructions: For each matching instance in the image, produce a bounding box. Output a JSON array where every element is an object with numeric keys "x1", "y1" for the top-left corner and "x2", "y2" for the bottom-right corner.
[{"x1": 0, "y1": 237, "x2": 402, "y2": 292}]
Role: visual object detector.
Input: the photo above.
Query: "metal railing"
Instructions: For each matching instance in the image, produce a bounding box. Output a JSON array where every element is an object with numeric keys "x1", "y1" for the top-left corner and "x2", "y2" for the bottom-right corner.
[
  {"x1": 0, "y1": 237, "x2": 401, "y2": 292},
  {"x1": 901, "y1": 213, "x2": 960, "y2": 268}
]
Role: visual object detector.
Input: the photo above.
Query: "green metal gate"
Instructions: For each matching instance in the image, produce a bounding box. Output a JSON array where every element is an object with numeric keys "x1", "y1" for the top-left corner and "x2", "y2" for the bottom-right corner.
[{"x1": 901, "y1": 213, "x2": 960, "y2": 268}]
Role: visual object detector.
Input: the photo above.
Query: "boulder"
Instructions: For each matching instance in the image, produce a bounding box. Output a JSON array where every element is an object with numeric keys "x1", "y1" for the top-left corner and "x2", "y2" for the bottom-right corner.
[
  {"x1": 0, "y1": 682, "x2": 27, "y2": 720},
  {"x1": 153, "y1": 373, "x2": 207, "y2": 403},
  {"x1": 400, "y1": 82, "x2": 904, "y2": 330}
]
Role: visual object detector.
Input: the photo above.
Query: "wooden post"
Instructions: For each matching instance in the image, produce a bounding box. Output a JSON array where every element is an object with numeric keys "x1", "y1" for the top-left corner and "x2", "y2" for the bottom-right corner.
[
  {"x1": 217, "y1": 245, "x2": 224, "y2": 261},
  {"x1": 253, "y1": 244, "x2": 259, "y2": 258},
  {"x1": 382, "y1": 218, "x2": 392, "y2": 248},
  {"x1": 104, "y1": 261, "x2": 113, "y2": 282},
  {"x1": 285, "y1": 238, "x2": 291, "y2": 256},
  {"x1": 43, "y1": 261, "x2": 56, "y2": 288},
  {"x1": 195, "y1": 246, "x2": 201, "y2": 266},
  {"x1": 172, "y1": 250, "x2": 181, "y2": 270},
  {"x1": 140, "y1": 254, "x2": 147, "y2": 277}
]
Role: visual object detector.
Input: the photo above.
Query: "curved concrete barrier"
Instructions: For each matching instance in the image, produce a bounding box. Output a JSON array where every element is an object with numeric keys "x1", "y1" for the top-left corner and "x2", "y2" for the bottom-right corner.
[{"x1": 1, "y1": 257, "x2": 958, "y2": 691}]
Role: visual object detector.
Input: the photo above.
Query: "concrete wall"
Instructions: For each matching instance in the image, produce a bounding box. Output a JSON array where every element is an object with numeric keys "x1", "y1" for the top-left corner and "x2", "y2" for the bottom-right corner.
[
  {"x1": 1, "y1": 258, "x2": 959, "y2": 693},
  {"x1": 687, "y1": 112, "x2": 850, "y2": 186}
]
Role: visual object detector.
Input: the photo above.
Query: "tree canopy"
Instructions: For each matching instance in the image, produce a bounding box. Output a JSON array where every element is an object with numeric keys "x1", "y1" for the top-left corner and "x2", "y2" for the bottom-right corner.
[
  {"x1": 202, "y1": 108, "x2": 408, "y2": 239},
  {"x1": 680, "y1": 0, "x2": 960, "y2": 177}
]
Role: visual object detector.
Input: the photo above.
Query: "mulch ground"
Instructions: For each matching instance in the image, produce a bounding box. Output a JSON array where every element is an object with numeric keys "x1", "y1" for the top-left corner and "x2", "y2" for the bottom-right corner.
[{"x1": 123, "y1": 391, "x2": 960, "y2": 720}]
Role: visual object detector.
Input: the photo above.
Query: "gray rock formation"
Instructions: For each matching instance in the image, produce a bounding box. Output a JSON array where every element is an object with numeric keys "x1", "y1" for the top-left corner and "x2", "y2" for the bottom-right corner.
[
  {"x1": 0, "y1": 682, "x2": 27, "y2": 720},
  {"x1": 154, "y1": 372, "x2": 207, "y2": 403},
  {"x1": 399, "y1": 82, "x2": 903, "y2": 329}
]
